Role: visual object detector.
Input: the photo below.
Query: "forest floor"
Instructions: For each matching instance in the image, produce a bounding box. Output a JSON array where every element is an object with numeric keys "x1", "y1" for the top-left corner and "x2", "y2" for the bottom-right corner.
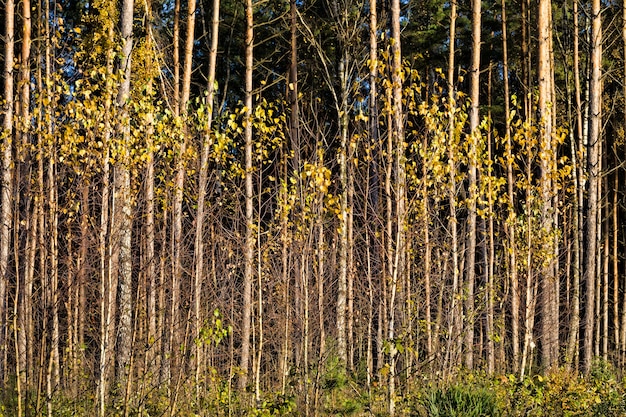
[{"x1": 2, "y1": 363, "x2": 626, "y2": 416}]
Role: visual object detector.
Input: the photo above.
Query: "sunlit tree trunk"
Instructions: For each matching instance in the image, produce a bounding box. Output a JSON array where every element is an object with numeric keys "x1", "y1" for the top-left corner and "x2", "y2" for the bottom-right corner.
[
  {"x1": 289, "y1": 0, "x2": 300, "y2": 170},
  {"x1": 169, "y1": 0, "x2": 197, "y2": 393},
  {"x1": 521, "y1": 0, "x2": 531, "y2": 120},
  {"x1": 584, "y1": 0, "x2": 602, "y2": 374},
  {"x1": 602, "y1": 171, "x2": 609, "y2": 360},
  {"x1": 388, "y1": 0, "x2": 404, "y2": 412},
  {"x1": 33, "y1": 28, "x2": 45, "y2": 404},
  {"x1": 239, "y1": 0, "x2": 254, "y2": 390},
  {"x1": 500, "y1": 0, "x2": 519, "y2": 373},
  {"x1": 445, "y1": 0, "x2": 461, "y2": 377},
  {"x1": 620, "y1": 0, "x2": 626, "y2": 365},
  {"x1": 76, "y1": 183, "x2": 89, "y2": 384},
  {"x1": 16, "y1": 0, "x2": 31, "y2": 393},
  {"x1": 613, "y1": 170, "x2": 619, "y2": 357},
  {"x1": 465, "y1": 0, "x2": 481, "y2": 370},
  {"x1": 366, "y1": 0, "x2": 379, "y2": 379},
  {"x1": 115, "y1": 0, "x2": 134, "y2": 398},
  {"x1": 142, "y1": 2, "x2": 158, "y2": 380},
  {"x1": 173, "y1": 0, "x2": 181, "y2": 113},
  {"x1": 566, "y1": 0, "x2": 583, "y2": 370},
  {"x1": 538, "y1": 0, "x2": 558, "y2": 369},
  {"x1": 97, "y1": 13, "x2": 116, "y2": 414},
  {"x1": 46, "y1": 132, "x2": 60, "y2": 411},
  {"x1": 337, "y1": 47, "x2": 349, "y2": 369},
  {"x1": 485, "y1": 58, "x2": 495, "y2": 374},
  {"x1": 0, "y1": 0, "x2": 15, "y2": 385},
  {"x1": 193, "y1": 0, "x2": 219, "y2": 390}
]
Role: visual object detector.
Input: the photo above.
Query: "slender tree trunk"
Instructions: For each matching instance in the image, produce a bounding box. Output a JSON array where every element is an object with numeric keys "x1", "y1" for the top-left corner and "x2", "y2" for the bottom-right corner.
[
  {"x1": 337, "y1": 48, "x2": 349, "y2": 367},
  {"x1": 169, "y1": 0, "x2": 197, "y2": 390},
  {"x1": 173, "y1": 0, "x2": 181, "y2": 113},
  {"x1": 445, "y1": 0, "x2": 461, "y2": 378},
  {"x1": 538, "y1": 0, "x2": 558, "y2": 369},
  {"x1": 47, "y1": 140, "x2": 61, "y2": 408},
  {"x1": 98, "y1": 149, "x2": 112, "y2": 417},
  {"x1": 613, "y1": 171, "x2": 619, "y2": 357},
  {"x1": 521, "y1": 0, "x2": 531, "y2": 120},
  {"x1": 365, "y1": 0, "x2": 378, "y2": 376},
  {"x1": 97, "y1": 13, "x2": 117, "y2": 416},
  {"x1": 255, "y1": 175, "x2": 263, "y2": 403},
  {"x1": 115, "y1": 0, "x2": 135, "y2": 394},
  {"x1": 34, "y1": 6, "x2": 47, "y2": 402},
  {"x1": 0, "y1": 0, "x2": 15, "y2": 384},
  {"x1": 486, "y1": 59, "x2": 495, "y2": 374},
  {"x1": 143, "y1": 5, "x2": 158, "y2": 378},
  {"x1": 566, "y1": 0, "x2": 583, "y2": 370},
  {"x1": 181, "y1": 0, "x2": 196, "y2": 110},
  {"x1": 422, "y1": 125, "x2": 433, "y2": 366},
  {"x1": 280, "y1": 175, "x2": 290, "y2": 395},
  {"x1": 501, "y1": 0, "x2": 519, "y2": 372},
  {"x1": 77, "y1": 183, "x2": 89, "y2": 384},
  {"x1": 316, "y1": 184, "x2": 325, "y2": 367},
  {"x1": 347, "y1": 175, "x2": 355, "y2": 370},
  {"x1": 289, "y1": 0, "x2": 300, "y2": 170},
  {"x1": 620, "y1": 0, "x2": 626, "y2": 365},
  {"x1": 465, "y1": 0, "x2": 481, "y2": 370},
  {"x1": 602, "y1": 173, "x2": 609, "y2": 360},
  {"x1": 584, "y1": 0, "x2": 602, "y2": 374},
  {"x1": 389, "y1": 0, "x2": 404, "y2": 412},
  {"x1": 239, "y1": 0, "x2": 254, "y2": 390},
  {"x1": 327, "y1": 0, "x2": 357, "y2": 370},
  {"x1": 16, "y1": 0, "x2": 31, "y2": 393},
  {"x1": 193, "y1": 0, "x2": 220, "y2": 389}
]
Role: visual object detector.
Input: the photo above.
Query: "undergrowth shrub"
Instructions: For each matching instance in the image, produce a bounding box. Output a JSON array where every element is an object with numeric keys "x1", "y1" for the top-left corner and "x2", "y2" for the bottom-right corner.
[
  {"x1": 494, "y1": 363, "x2": 626, "y2": 417},
  {"x1": 419, "y1": 384, "x2": 500, "y2": 417}
]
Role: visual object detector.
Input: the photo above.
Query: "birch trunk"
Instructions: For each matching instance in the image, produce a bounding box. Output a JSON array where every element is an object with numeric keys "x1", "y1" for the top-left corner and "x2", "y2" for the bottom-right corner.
[
  {"x1": 114, "y1": 0, "x2": 135, "y2": 394},
  {"x1": 465, "y1": 0, "x2": 481, "y2": 370},
  {"x1": 239, "y1": 0, "x2": 254, "y2": 390},
  {"x1": 389, "y1": 0, "x2": 404, "y2": 412},
  {"x1": 0, "y1": 0, "x2": 15, "y2": 384},
  {"x1": 538, "y1": 0, "x2": 558, "y2": 369},
  {"x1": 584, "y1": 0, "x2": 602, "y2": 374},
  {"x1": 193, "y1": 0, "x2": 220, "y2": 388}
]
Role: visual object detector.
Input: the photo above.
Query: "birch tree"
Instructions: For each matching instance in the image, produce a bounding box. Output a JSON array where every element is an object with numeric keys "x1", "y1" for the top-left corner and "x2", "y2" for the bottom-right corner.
[
  {"x1": 239, "y1": 0, "x2": 254, "y2": 390},
  {"x1": 114, "y1": 0, "x2": 135, "y2": 395},
  {"x1": 0, "y1": 0, "x2": 15, "y2": 385},
  {"x1": 584, "y1": 0, "x2": 603, "y2": 374}
]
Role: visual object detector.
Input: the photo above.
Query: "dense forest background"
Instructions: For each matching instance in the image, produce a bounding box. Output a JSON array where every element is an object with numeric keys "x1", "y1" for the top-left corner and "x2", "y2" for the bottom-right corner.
[{"x1": 1, "y1": 0, "x2": 626, "y2": 415}]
